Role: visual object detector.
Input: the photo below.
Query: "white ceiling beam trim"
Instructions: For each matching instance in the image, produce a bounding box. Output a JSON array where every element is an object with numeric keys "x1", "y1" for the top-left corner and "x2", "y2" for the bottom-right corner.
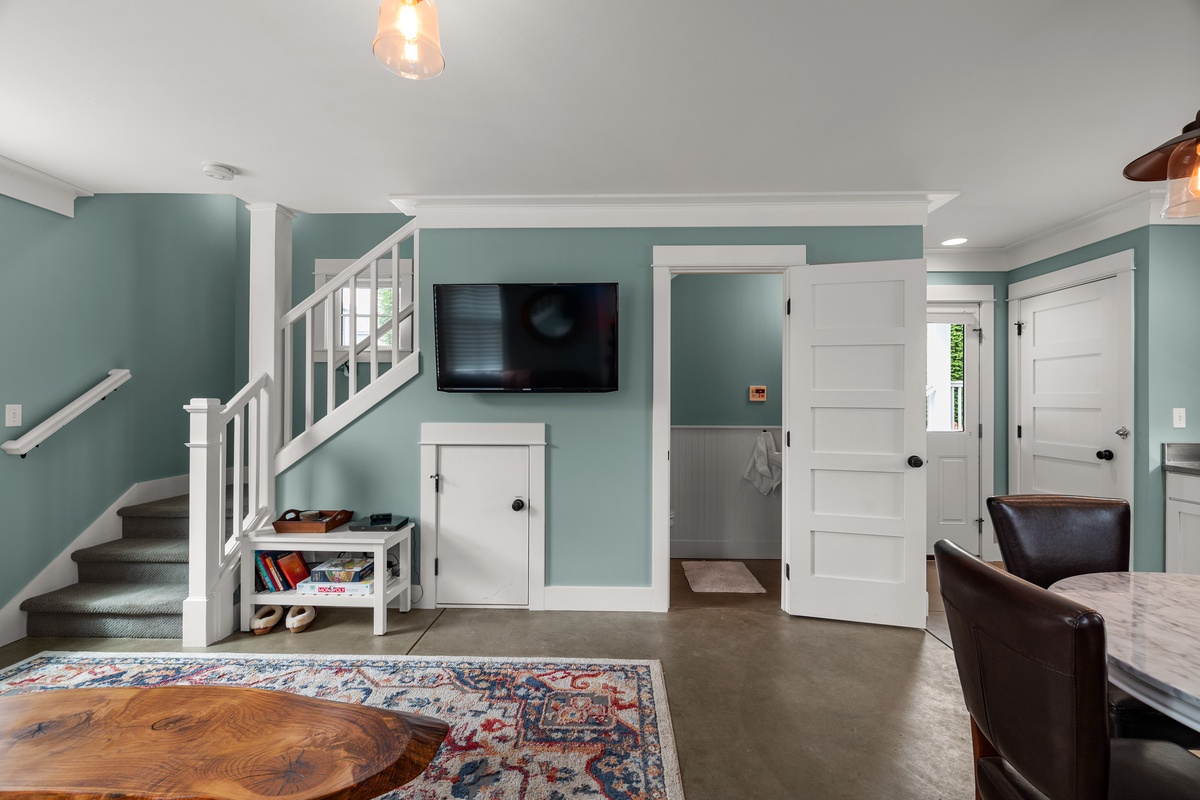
[
  {"x1": 389, "y1": 192, "x2": 957, "y2": 229},
  {"x1": 0, "y1": 155, "x2": 92, "y2": 218},
  {"x1": 925, "y1": 249, "x2": 1009, "y2": 273}
]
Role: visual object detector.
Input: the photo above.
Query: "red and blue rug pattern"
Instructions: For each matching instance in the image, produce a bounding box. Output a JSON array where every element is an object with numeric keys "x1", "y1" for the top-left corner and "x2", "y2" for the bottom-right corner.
[{"x1": 0, "y1": 651, "x2": 684, "y2": 800}]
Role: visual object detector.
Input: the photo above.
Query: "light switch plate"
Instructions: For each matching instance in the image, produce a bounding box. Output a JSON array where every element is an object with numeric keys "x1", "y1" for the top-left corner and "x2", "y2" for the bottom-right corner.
[
  {"x1": 4, "y1": 405, "x2": 20, "y2": 427},
  {"x1": 1174, "y1": 408, "x2": 1187, "y2": 428}
]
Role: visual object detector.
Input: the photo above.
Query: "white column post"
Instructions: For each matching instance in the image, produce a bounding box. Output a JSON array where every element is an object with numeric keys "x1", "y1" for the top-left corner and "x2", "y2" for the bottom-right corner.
[
  {"x1": 247, "y1": 202, "x2": 294, "y2": 514},
  {"x1": 182, "y1": 397, "x2": 224, "y2": 647}
]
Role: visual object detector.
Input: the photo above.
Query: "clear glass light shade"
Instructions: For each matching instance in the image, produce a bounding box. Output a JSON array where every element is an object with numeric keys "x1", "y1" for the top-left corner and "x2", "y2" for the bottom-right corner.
[
  {"x1": 1161, "y1": 139, "x2": 1200, "y2": 219},
  {"x1": 373, "y1": 0, "x2": 444, "y2": 80}
]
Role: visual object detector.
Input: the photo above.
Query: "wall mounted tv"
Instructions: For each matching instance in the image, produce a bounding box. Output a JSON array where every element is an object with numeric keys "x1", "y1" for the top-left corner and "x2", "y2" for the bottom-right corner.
[{"x1": 433, "y1": 282, "x2": 618, "y2": 393}]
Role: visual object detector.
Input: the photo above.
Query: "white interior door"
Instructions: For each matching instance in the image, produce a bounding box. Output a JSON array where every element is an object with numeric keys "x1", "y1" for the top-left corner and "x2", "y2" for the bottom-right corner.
[
  {"x1": 436, "y1": 445, "x2": 530, "y2": 606},
  {"x1": 1015, "y1": 277, "x2": 1131, "y2": 499},
  {"x1": 784, "y1": 259, "x2": 928, "y2": 628},
  {"x1": 926, "y1": 309, "x2": 981, "y2": 555}
]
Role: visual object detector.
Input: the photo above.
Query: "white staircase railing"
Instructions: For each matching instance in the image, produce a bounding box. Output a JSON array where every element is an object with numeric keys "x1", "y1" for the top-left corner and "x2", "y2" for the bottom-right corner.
[
  {"x1": 1, "y1": 369, "x2": 131, "y2": 457},
  {"x1": 182, "y1": 373, "x2": 273, "y2": 647},
  {"x1": 186, "y1": 218, "x2": 423, "y2": 645},
  {"x1": 276, "y1": 218, "x2": 420, "y2": 472}
]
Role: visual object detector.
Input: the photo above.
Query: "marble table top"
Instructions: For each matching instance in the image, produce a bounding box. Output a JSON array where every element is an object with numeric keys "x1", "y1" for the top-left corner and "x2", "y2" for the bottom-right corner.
[{"x1": 1051, "y1": 572, "x2": 1200, "y2": 719}]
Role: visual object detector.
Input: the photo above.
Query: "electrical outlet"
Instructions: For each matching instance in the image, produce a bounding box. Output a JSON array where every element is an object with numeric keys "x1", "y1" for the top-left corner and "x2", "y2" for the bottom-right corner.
[
  {"x1": 1174, "y1": 408, "x2": 1187, "y2": 428},
  {"x1": 4, "y1": 405, "x2": 20, "y2": 428}
]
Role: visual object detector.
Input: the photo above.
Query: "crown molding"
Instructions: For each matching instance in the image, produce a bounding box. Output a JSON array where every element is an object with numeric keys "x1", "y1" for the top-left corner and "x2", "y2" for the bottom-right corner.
[
  {"x1": 1006, "y1": 190, "x2": 1200, "y2": 270},
  {"x1": 0, "y1": 155, "x2": 92, "y2": 218},
  {"x1": 924, "y1": 248, "x2": 1009, "y2": 273},
  {"x1": 388, "y1": 192, "x2": 959, "y2": 229},
  {"x1": 244, "y1": 202, "x2": 297, "y2": 220}
]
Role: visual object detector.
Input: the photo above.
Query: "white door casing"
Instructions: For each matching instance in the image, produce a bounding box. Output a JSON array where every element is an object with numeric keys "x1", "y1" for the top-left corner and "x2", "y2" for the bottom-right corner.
[
  {"x1": 784, "y1": 259, "x2": 928, "y2": 629},
  {"x1": 1009, "y1": 252, "x2": 1134, "y2": 512},
  {"x1": 417, "y1": 422, "x2": 547, "y2": 610},
  {"x1": 926, "y1": 308, "x2": 981, "y2": 555}
]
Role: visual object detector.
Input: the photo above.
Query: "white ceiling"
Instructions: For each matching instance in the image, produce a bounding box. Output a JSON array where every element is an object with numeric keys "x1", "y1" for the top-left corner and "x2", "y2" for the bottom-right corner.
[{"x1": 1, "y1": 1, "x2": 1198, "y2": 250}]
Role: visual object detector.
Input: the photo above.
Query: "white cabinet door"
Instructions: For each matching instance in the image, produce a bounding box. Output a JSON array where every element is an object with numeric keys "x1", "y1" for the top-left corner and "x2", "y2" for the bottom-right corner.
[
  {"x1": 1166, "y1": 474, "x2": 1200, "y2": 574},
  {"x1": 784, "y1": 259, "x2": 928, "y2": 629},
  {"x1": 1015, "y1": 277, "x2": 1130, "y2": 499},
  {"x1": 436, "y1": 445, "x2": 530, "y2": 606}
]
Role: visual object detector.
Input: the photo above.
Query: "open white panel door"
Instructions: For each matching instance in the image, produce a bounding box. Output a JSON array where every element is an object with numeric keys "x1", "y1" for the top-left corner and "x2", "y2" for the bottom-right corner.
[{"x1": 785, "y1": 259, "x2": 928, "y2": 628}]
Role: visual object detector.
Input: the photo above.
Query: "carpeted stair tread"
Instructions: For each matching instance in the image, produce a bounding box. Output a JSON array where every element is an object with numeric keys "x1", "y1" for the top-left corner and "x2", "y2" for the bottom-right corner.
[
  {"x1": 73, "y1": 538, "x2": 188, "y2": 564},
  {"x1": 118, "y1": 487, "x2": 244, "y2": 519},
  {"x1": 20, "y1": 583, "x2": 186, "y2": 615}
]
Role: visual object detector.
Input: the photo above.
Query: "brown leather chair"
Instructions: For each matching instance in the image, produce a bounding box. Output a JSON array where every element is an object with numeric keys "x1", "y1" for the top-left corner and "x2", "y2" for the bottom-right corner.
[
  {"x1": 934, "y1": 539, "x2": 1200, "y2": 800},
  {"x1": 987, "y1": 494, "x2": 1200, "y2": 750}
]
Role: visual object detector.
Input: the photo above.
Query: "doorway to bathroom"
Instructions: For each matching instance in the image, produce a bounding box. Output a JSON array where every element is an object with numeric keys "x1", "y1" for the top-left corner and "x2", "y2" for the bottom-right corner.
[{"x1": 667, "y1": 270, "x2": 785, "y2": 611}]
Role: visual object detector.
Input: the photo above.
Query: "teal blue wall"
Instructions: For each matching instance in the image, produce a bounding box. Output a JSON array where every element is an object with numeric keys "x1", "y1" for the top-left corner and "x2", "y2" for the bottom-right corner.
[
  {"x1": 233, "y1": 200, "x2": 251, "y2": 386},
  {"x1": 926, "y1": 271, "x2": 1010, "y2": 495},
  {"x1": 0, "y1": 193, "x2": 241, "y2": 607},
  {"x1": 671, "y1": 274, "x2": 783, "y2": 426},
  {"x1": 279, "y1": 225, "x2": 923, "y2": 587},
  {"x1": 1008, "y1": 230, "x2": 1158, "y2": 568}
]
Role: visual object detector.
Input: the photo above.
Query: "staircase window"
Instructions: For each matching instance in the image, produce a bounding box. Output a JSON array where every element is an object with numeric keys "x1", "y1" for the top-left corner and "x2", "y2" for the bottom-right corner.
[{"x1": 313, "y1": 259, "x2": 413, "y2": 361}]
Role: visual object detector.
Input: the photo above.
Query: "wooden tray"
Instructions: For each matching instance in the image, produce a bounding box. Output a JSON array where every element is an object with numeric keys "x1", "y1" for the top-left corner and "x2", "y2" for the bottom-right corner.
[{"x1": 272, "y1": 509, "x2": 353, "y2": 533}]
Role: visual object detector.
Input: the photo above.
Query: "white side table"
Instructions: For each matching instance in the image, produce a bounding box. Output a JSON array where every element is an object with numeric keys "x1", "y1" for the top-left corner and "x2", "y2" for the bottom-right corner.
[{"x1": 240, "y1": 524, "x2": 412, "y2": 635}]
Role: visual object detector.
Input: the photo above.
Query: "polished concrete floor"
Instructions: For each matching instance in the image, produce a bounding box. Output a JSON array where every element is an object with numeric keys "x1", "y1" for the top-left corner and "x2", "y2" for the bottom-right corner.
[{"x1": 0, "y1": 561, "x2": 973, "y2": 800}]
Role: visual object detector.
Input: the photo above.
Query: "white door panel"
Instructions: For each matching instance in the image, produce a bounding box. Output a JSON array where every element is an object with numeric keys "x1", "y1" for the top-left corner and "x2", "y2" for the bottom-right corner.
[
  {"x1": 436, "y1": 445, "x2": 529, "y2": 606},
  {"x1": 1016, "y1": 278, "x2": 1130, "y2": 500},
  {"x1": 785, "y1": 259, "x2": 927, "y2": 629}
]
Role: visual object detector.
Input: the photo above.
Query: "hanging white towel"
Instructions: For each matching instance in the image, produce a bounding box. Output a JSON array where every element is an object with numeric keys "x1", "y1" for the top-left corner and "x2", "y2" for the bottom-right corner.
[{"x1": 742, "y1": 431, "x2": 783, "y2": 496}]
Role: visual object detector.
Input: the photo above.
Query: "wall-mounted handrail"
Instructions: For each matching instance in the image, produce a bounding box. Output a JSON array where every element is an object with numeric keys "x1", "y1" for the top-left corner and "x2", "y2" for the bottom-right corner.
[{"x1": 1, "y1": 369, "x2": 131, "y2": 457}]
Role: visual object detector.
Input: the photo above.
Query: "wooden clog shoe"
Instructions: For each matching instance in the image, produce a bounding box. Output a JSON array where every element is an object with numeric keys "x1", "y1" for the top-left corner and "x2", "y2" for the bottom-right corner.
[
  {"x1": 250, "y1": 605, "x2": 283, "y2": 635},
  {"x1": 285, "y1": 605, "x2": 317, "y2": 633}
]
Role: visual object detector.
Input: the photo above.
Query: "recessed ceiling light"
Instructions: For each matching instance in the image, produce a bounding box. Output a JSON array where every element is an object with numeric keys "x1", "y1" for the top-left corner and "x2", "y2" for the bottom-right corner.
[
  {"x1": 941, "y1": 237, "x2": 968, "y2": 246},
  {"x1": 201, "y1": 162, "x2": 237, "y2": 181}
]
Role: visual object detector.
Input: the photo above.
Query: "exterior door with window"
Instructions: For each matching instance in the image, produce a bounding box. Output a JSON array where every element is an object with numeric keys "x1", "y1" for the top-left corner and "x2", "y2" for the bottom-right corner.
[
  {"x1": 926, "y1": 309, "x2": 980, "y2": 554},
  {"x1": 784, "y1": 259, "x2": 927, "y2": 629}
]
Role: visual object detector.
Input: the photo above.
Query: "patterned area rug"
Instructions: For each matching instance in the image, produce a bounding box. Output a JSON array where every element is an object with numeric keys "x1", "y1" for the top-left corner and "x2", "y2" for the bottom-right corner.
[
  {"x1": 0, "y1": 651, "x2": 684, "y2": 800},
  {"x1": 681, "y1": 561, "x2": 766, "y2": 593}
]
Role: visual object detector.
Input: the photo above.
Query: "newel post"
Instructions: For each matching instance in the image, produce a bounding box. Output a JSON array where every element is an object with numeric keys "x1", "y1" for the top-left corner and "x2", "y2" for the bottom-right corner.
[{"x1": 182, "y1": 397, "x2": 224, "y2": 647}]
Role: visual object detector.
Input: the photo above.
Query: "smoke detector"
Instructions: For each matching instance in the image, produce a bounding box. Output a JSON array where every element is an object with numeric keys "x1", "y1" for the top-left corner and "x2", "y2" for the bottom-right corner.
[{"x1": 200, "y1": 162, "x2": 237, "y2": 181}]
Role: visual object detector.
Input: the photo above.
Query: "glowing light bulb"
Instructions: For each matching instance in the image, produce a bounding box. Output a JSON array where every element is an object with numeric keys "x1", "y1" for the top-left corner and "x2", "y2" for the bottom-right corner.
[
  {"x1": 1190, "y1": 142, "x2": 1200, "y2": 198},
  {"x1": 398, "y1": 1, "x2": 420, "y2": 40},
  {"x1": 404, "y1": 39, "x2": 420, "y2": 63}
]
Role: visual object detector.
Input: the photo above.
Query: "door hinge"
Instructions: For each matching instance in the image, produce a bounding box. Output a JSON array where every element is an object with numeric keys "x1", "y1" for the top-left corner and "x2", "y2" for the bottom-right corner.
[
  {"x1": 976, "y1": 518, "x2": 984, "y2": 534},
  {"x1": 786, "y1": 431, "x2": 790, "y2": 447},
  {"x1": 434, "y1": 558, "x2": 439, "y2": 576},
  {"x1": 1015, "y1": 321, "x2": 1024, "y2": 336},
  {"x1": 973, "y1": 327, "x2": 983, "y2": 343},
  {"x1": 1017, "y1": 425, "x2": 1022, "y2": 438},
  {"x1": 785, "y1": 563, "x2": 790, "y2": 580},
  {"x1": 786, "y1": 298, "x2": 791, "y2": 316},
  {"x1": 430, "y1": 473, "x2": 440, "y2": 492},
  {"x1": 978, "y1": 423, "x2": 983, "y2": 437}
]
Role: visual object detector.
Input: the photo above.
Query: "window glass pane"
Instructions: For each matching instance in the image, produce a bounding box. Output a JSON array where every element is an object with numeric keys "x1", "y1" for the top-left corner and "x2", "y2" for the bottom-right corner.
[{"x1": 927, "y1": 323, "x2": 966, "y2": 432}]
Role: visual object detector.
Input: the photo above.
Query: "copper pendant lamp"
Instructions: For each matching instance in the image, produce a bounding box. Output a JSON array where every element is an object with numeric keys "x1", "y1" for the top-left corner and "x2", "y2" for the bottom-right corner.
[{"x1": 1124, "y1": 110, "x2": 1200, "y2": 218}]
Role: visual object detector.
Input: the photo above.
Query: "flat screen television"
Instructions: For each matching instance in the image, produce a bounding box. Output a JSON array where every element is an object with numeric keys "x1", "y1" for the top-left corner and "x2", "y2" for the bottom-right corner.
[{"x1": 433, "y1": 282, "x2": 618, "y2": 392}]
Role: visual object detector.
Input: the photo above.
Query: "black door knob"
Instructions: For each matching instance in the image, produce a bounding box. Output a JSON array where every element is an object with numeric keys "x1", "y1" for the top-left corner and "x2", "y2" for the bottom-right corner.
[
  {"x1": 1096, "y1": 450, "x2": 1114, "y2": 461},
  {"x1": 907, "y1": 456, "x2": 924, "y2": 468},
  {"x1": 512, "y1": 498, "x2": 526, "y2": 511}
]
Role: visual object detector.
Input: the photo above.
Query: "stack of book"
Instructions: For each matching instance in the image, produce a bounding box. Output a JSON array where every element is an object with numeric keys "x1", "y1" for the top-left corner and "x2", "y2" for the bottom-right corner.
[
  {"x1": 295, "y1": 557, "x2": 377, "y2": 596},
  {"x1": 254, "y1": 551, "x2": 311, "y2": 592}
]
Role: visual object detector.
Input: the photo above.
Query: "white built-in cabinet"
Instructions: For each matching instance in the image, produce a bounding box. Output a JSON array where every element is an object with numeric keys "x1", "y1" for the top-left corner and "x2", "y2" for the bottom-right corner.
[
  {"x1": 1165, "y1": 471, "x2": 1200, "y2": 574},
  {"x1": 419, "y1": 423, "x2": 546, "y2": 609}
]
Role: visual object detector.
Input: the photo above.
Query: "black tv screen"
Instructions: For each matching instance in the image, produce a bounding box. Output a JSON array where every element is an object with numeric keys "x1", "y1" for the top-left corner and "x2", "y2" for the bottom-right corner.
[{"x1": 433, "y1": 283, "x2": 618, "y2": 392}]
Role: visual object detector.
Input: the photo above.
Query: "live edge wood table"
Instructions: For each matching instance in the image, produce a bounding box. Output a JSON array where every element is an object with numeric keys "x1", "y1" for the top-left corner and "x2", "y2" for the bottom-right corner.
[{"x1": 0, "y1": 685, "x2": 448, "y2": 800}]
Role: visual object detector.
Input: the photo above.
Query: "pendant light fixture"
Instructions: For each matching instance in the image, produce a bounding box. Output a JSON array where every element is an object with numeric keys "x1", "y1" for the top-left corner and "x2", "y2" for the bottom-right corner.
[
  {"x1": 373, "y1": 0, "x2": 444, "y2": 80},
  {"x1": 1124, "y1": 110, "x2": 1200, "y2": 218}
]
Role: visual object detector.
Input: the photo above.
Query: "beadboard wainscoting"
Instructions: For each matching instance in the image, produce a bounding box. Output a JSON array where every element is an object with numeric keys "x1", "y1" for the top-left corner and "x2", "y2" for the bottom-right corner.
[{"x1": 670, "y1": 426, "x2": 783, "y2": 560}]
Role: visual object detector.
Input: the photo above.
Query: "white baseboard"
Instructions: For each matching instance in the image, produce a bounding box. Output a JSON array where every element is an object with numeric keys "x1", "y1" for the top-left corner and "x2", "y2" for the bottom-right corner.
[
  {"x1": 543, "y1": 585, "x2": 656, "y2": 612},
  {"x1": 0, "y1": 474, "x2": 189, "y2": 647},
  {"x1": 670, "y1": 540, "x2": 781, "y2": 560}
]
